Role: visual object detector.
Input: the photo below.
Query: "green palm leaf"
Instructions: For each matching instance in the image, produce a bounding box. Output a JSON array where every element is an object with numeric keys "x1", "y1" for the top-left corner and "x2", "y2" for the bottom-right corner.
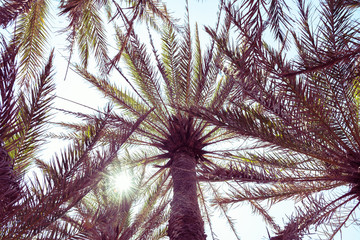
[
  {"x1": 15, "y1": 0, "x2": 50, "y2": 85},
  {"x1": 60, "y1": 0, "x2": 109, "y2": 73},
  {"x1": 9, "y1": 50, "x2": 55, "y2": 173}
]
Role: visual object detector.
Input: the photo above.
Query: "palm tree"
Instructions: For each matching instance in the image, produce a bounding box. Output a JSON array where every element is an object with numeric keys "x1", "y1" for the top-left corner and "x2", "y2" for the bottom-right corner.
[
  {"x1": 192, "y1": 0, "x2": 360, "y2": 238},
  {"x1": 74, "y1": 4, "x2": 245, "y2": 239},
  {"x1": 0, "y1": 38, "x2": 148, "y2": 239}
]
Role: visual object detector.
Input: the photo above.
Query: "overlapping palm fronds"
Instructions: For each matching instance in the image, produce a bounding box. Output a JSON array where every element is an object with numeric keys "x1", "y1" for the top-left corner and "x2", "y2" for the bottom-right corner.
[
  {"x1": 217, "y1": 0, "x2": 292, "y2": 47},
  {"x1": 59, "y1": 0, "x2": 110, "y2": 75},
  {"x1": 106, "y1": 0, "x2": 176, "y2": 73},
  {"x1": 0, "y1": 0, "x2": 34, "y2": 27},
  {"x1": 57, "y1": 0, "x2": 174, "y2": 78},
  {"x1": 2, "y1": 115, "x2": 138, "y2": 239},
  {"x1": 0, "y1": 0, "x2": 174, "y2": 86},
  {"x1": 0, "y1": 38, "x2": 20, "y2": 219},
  {"x1": 0, "y1": 38, "x2": 18, "y2": 150},
  {"x1": 1, "y1": 108, "x2": 149, "y2": 239},
  {"x1": 192, "y1": 0, "x2": 360, "y2": 238},
  {"x1": 54, "y1": 159, "x2": 170, "y2": 240},
  {"x1": 0, "y1": 35, "x2": 149, "y2": 238}
]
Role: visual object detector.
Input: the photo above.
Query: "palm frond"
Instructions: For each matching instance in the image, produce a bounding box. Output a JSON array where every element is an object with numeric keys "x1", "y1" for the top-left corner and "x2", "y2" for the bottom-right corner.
[
  {"x1": 0, "y1": 39, "x2": 21, "y2": 221},
  {"x1": 122, "y1": 30, "x2": 166, "y2": 112},
  {"x1": 344, "y1": 0, "x2": 360, "y2": 8},
  {"x1": 268, "y1": 0, "x2": 292, "y2": 43},
  {"x1": 15, "y1": 0, "x2": 50, "y2": 85},
  {"x1": 207, "y1": 181, "x2": 241, "y2": 240},
  {"x1": 9, "y1": 50, "x2": 55, "y2": 173},
  {"x1": 0, "y1": 144, "x2": 20, "y2": 221},
  {"x1": 127, "y1": 171, "x2": 171, "y2": 239},
  {"x1": 270, "y1": 193, "x2": 357, "y2": 239},
  {"x1": 198, "y1": 184, "x2": 218, "y2": 240},
  {"x1": 60, "y1": 0, "x2": 109, "y2": 74},
  {"x1": 177, "y1": 2, "x2": 193, "y2": 107},
  {"x1": 134, "y1": 0, "x2": 175, "y2": 31},
  {"x1": 107, "y1": 0, "x2": 176, "y2": 72},
  {"x1": 248, "y1": 200, "x2": 281, "y2": 233},
  {"x1": 160, "y1": 22, "x2": 179, "y2": 108},
  {"x1": 77, "y1": 65, "x2": 149, "y2": 116},
  {"x1": 0, "y1": 38, "x2": 19, "y2": 151},
  {"x1": 208, "y1": 76, "x2": 235, "y2": 110},
  {"x1": 193, "y1": 24, "x2": 220, "y2": 108},
  {"x1": 194, "y1": 0, "x2": 225, "y2": 108}
]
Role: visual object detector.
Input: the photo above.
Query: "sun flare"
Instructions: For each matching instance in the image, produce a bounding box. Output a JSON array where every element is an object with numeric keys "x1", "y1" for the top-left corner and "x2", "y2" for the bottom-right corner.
[{"x1": 110, "y1": 172, "x2": 133, "y2": 194}]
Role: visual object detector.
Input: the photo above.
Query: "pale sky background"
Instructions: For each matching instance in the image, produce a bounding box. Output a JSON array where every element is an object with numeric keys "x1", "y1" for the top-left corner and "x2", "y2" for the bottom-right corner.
[{"x1": 5, "y1": 0, "x2": 359, "y2": 239}]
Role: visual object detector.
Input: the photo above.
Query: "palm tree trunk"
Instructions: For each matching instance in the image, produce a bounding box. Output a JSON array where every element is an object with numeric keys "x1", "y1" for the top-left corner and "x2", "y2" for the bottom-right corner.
[{"x1": 168, "y1": 150, "x2": 206, "y2": 240}]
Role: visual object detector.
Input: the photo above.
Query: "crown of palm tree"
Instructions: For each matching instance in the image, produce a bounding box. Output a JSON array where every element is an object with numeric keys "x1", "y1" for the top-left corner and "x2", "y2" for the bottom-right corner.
[
  {"x1": 74, "y1": 5, "x2": 246, "y2": 237},
  {"x1": 77, "y1": 16, "x2": 234, "y2": 167}
]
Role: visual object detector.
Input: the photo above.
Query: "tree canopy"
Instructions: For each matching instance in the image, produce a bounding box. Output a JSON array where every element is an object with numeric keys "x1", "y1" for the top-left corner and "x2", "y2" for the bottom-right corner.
[{"x1": 1, "y1": 0, "x2": 360, "y2": 239}]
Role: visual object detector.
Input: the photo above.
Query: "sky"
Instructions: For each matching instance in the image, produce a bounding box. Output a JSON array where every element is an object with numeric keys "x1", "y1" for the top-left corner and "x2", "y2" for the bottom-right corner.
[{"x1": 5, "y1": 0, "x2": 360, "y2": 239}]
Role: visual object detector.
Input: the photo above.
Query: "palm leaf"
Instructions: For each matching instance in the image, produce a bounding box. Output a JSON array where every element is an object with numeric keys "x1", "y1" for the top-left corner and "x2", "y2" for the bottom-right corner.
[
  {"x1": 0, "y1": 39, "x2": 19, "y2": 150},
  {"x1": 9, "y1": 50, "x2": 55, "y2": 173},
  {"x1": 60, "y1": 0, "x2": 109, "y2": 74},
  {"x1": 15, "y1": 0, "x2": 50, "y2": 85}
]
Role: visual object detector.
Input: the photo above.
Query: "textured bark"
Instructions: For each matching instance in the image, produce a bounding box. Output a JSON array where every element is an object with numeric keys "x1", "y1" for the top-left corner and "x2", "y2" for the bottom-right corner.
[{"x1": 168, "y1": 150, "x2": 206, "y2": 240}]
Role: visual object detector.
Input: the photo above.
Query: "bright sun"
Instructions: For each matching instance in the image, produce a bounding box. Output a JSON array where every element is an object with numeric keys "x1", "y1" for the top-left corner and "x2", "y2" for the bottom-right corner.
[{"x1": 110, "y1": 172, "x2": 133, "y2": 194}]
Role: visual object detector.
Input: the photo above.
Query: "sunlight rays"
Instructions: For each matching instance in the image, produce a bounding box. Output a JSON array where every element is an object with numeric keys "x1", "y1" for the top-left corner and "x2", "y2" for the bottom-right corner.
[{"x1": 111, "y1": 172, "x2": 133, "y2": 194}]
